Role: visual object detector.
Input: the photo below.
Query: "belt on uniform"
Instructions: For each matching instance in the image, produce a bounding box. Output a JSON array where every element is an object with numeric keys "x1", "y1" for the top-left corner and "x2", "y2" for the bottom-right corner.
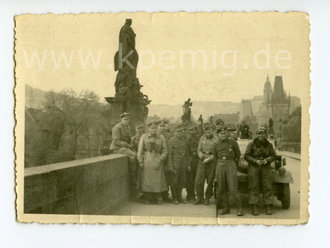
[
  {"x1": 203, "y1": 151, "x2": 213, "y2": 155},
  {"x1": 256, "y1": 157, "x2": 266, "y2": 160},
  {"x1": 218, "y1": 156, "x2": 234, "y2": 161}
]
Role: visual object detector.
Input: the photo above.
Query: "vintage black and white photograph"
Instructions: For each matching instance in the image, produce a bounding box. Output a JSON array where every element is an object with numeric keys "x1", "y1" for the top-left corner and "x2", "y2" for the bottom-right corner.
[{"x1": 14, "y1": 12, "x2": 310, "y2": 224}]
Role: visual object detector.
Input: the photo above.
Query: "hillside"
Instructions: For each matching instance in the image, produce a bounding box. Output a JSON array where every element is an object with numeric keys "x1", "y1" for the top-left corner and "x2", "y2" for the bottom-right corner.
[{"x1": 25, "y1": 84, "x2": 48, "y2": 109}]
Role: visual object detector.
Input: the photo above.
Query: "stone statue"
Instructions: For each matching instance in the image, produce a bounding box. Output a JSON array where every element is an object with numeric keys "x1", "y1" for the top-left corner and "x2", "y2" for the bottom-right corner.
[
  {"x1": 181, "y1": 98, "x2": 193, "y2": 124},
  {"x1": 114, "y1": 18, "x2": 139, "y2": 74},
  {"x1": 112, "y1": 19, "x2": 145, "y2": 100},
  {"x1": 105, "y1": 18, "x2": 151, "y2": 134}
]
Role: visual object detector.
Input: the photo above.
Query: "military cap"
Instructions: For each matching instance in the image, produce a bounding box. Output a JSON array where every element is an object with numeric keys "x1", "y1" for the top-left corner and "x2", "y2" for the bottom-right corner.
[
  {"x1": 256, "y1": 127, "x2": 267, "y2": 134},
  {"x1": 147, "y1": 120, "x2": 159, "y2": 127},
  {"x1": 120, "y1": 112, "x2": 131, "y2": 118},
  {"x1": 217, "y1": 126, "x2": 228, "y2": 133},
  {"x1": 215, "y1": 119, "x2": 224, "y2": 125},
  {"x1": 203, "y1": 122, "x2": 214, "y2": 130},
  {"x1": 227, "y1": 124, "x2": 237, "y2": 132},
  {"x1": 188, "y1": 125, "x2": 198, "y2": 131},
  {"x1": 158, "y1": 119, "x2": 169, "y2": 126},
  {"x1": 135, "y1": 121, "x2": 145, "y2": 129}
]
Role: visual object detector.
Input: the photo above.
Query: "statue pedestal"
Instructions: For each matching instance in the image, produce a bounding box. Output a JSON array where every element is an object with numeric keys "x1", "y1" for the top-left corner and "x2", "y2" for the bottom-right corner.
[{"x1": 105, "y1": 97, "x2": 151, "y2": 134}]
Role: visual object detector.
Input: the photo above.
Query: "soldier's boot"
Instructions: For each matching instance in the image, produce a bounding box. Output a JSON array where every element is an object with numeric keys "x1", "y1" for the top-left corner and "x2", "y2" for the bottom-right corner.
[
  {"x1": 144, "y1": 193, "x2": 151, "y2": 204},
  {"x1": 155, "y1": 194, "x2": 162, "y2": 205},
  {"x1": 236, "y1": 205, "x2": 244, "y2": 216},
  {"x1": 186, "y1": 192, "x2": 195, "y2": 203},
  {"x1": 220, "y1": 207, "x2": 231, "y2": 215},
  {"x1": 216, "y1": 200, "x2": 221, "y2": 215},
  {"x1": 193, "y1": 198, "x2": 203, "y2": 205},
  {"x1": 251, "y1": 204, "x2": 259, "y2": 216},
  {"x1": 162, "y1": 191, "x2": 169, "y2": 202},
  {"x1": 171, "y1": 188, "x2": 179, "y2": 204},
  {"x1": 204, "y1": 198, "x2": 210, "y2": 205},
  {"x1": 177, "y1": 188, "x2": 185, "y2": 203},
  {"x1": 188, "y1": 195, "x2": 195, "y2": 203},
  {"x1": 266, "y1": 204, "x2": 272, "y2": 215}
]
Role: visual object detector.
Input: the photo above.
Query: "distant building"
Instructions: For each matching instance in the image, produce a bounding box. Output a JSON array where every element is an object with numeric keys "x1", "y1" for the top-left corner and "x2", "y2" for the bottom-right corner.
[
  {"x1": 256, "y1": 75, "x2": 293, "y2": 135},
  {"x1": 263, "y1": 75, "x2": 272, "y2": 104},
  {"x1": 240, "y1": 100, "x2": 254, "y2": 121},
  {"x1": 269, "y1": 76, "x2": 291, "y2": 132},
  {"x1": 256, "y1": 75, "x2": 272, "y2": 125},
  {"x1": 239, "y1": 99, "x2": 258, "y2": 134},
  {"x1": 213, "y1": 112, "x2": 239, "y2": 125}
]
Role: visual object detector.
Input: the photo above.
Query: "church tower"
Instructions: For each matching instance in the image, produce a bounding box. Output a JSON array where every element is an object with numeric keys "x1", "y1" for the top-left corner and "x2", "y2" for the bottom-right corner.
[
  {"x1": 270, "y1": 75, "x2": 290, "y2": 135},
  {"x1": 263, "y1": 74, "x2": 272, "y2": 104},
  {"x1": 272, "y1": 75, "x2": 286, "y2": 103},
  {"x1": 256, "y1": 74, "x2": 272, "y2": 125}
]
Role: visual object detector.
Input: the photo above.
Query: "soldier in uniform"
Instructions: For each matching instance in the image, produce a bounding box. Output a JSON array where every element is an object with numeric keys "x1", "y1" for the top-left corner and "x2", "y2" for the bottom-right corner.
[
  {"x1": 244, "y1": 127, "x2": 276, "y2": 215},
  {"x1": 137, "y1": 121, "x2": 168, "y2": 204},
  {"x1": 194, "y1": 123, "x2": 218, "y2": 205},
  {"x1": 159, "y1": 119, "x2": 172, "y2": 202},
  {"x1": 186, "y1": 125, "x2": 200, "y2": 202},
  {"x1": 167, "y1": 124, "x2": 190, "y2": 204},
  {"x1": 214, "y1": 127, "x2": 243, "y2": 216},
  {"x1": 159, "y1": 119, "x2": 171, "y2": 141},
  {"x1": 227, "y1": 124, "x2": 239, "y2": 141},
  {"x1": 239, "y1": 120, "x2": 251, "y2": 139},
  {"x1": 110, "y1": 112, "x2": 137, "y2": 200},
  {"x1": 215, "y1": 118, "x2": 225, "y2": 135},
  {"x1": 131, "y1": 121, "x2": 145, "y2": 152},
  {"x1": 131, "y1": 121, "x2": 145, "y2": 198}
]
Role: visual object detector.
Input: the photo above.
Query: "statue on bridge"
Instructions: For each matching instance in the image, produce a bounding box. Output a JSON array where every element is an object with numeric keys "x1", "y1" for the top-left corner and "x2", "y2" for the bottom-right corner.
[
  {"x1": 114, "y1": 18, "x2": 140, "y2": 98},
  {"x1": 181, "y1": 98, "x2": 193, "y2": 124},
  {"x1": 105, "y1": 19, "x2": 151, "y2": 133}
]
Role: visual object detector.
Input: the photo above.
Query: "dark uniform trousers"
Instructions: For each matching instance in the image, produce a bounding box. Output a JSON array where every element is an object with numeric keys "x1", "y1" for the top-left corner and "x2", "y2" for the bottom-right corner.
[
  {"x1": 216, "y1": 160, "x2": 241, "y2": 209},
  {"x1": 244, "y1": 139, "x2": 276, "y2": 205},
  {"x1": 167, "y1": 136, "x2": 189, "y2": 201},
  {"x1": 195, "y1": 134, "x2": 218, "y2": 200},
  {"x1": 213, "y1": 138, "x2": 241, "y2": 209},
  {"x1": 248, "y1": 164, "x2": 273, "y2": 205},
  {"x1": 170, "y1": 157, "x2": 187, "y2": 201},
  {"x1": 186, "y1": 155, "x2": 199, "y2": 200},
  {"x1": 161, "y1": 132, "x2": 171, "y2": 200},
  {"x1": 195, "y1": 160, "x2": 216, "y2": 200},
  {"x1": 161, "y1": 160, "x2": 171, "y2": 200}
]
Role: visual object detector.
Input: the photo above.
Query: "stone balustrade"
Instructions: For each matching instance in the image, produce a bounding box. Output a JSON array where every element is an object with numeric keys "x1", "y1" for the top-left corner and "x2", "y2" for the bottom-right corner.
[{"x1": 24, "y1": 154, "x2": 129, "y2": 215}]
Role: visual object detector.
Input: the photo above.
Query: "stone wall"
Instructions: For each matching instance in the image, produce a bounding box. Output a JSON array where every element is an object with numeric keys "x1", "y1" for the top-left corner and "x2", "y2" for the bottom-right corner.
[{"x1": 24, "y1": 154, "x2": 129, "y2": 215}]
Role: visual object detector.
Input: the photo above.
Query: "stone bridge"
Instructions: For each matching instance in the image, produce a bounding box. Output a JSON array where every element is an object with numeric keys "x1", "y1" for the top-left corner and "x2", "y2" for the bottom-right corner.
[
  {"x1": 24, "y1": 151, "x2": 301, "y2": 219},
  {"x1": 24, "y1": 154, "x2": 129, "y2": 215}
]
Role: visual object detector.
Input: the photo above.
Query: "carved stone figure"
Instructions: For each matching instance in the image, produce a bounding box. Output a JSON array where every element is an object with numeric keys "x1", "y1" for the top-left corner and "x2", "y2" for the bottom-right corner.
[
  {"x1": 181, "y1": 98, "x2": 193, "y2": 124},
  {"x1": 106, "y1": 19, "x2": 151, "y2": 134}
]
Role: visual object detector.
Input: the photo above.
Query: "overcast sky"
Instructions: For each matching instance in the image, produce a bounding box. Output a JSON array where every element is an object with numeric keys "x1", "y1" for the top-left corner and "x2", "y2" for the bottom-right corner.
[{"x1": 16, "y1": 12, "x2": 309, "y2": 105}]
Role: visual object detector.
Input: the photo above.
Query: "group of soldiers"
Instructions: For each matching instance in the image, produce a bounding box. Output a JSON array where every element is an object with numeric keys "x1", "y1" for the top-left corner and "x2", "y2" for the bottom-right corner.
[{"x1": 110, "y1": 112, "x2": 276, "y2": 217}]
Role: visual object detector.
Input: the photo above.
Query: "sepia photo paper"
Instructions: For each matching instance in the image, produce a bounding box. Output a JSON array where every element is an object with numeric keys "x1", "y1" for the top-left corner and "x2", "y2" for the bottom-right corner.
[{"x1": 15, "y1": 12, "x2": 310, "y2": 225}]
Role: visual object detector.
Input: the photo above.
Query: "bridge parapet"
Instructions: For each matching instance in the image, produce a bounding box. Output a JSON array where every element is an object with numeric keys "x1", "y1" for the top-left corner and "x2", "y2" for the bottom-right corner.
[{"x1": 24, "y1": 154, "x2": 129, "y2": 215}]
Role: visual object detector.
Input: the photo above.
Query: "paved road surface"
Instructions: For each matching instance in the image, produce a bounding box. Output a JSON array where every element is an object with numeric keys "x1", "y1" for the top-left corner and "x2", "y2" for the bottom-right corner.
[{"x1": 112, "y1": 155, "x2": 301, "y2": 219}]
